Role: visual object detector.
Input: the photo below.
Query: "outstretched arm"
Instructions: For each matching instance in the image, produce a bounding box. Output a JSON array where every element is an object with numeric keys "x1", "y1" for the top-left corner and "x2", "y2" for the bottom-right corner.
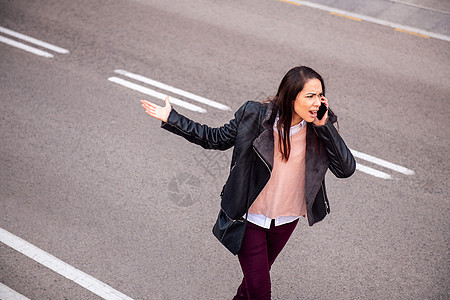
[{"x1": 140, "y1": 97, "x2": 251, "y2": 150}]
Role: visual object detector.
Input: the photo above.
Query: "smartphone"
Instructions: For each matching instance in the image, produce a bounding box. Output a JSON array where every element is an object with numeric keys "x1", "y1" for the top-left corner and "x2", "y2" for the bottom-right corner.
[{"x1": 317, "y1": 102, "x2": 328, "y2": 120}]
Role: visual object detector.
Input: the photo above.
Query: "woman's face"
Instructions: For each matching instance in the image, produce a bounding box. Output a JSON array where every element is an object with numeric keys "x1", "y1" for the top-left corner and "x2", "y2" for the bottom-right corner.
[{"x1": 292, "y1": 78, "x2": 323, "y2": 125}]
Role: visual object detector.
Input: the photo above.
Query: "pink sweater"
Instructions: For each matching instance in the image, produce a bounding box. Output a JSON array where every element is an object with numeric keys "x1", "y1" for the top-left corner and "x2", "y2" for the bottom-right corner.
[{"x1": 249, "y1": 126, "x2": 307, "y2": 218}]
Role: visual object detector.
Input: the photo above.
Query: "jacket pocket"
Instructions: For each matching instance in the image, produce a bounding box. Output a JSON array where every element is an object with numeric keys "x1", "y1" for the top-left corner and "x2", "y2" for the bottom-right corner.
[{"x1": 212, "y1": 209, "x2": 247, "y2": 255}]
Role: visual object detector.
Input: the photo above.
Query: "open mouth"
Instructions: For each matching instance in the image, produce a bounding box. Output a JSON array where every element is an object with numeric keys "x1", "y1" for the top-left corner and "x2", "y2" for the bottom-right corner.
[{"x1": 309, "y1": 110, "x2": 317, "y2": 118}]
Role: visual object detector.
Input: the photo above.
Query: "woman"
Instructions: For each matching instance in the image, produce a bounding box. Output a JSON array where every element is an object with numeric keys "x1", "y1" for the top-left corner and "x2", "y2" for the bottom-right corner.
[{"x1": 141, "y1": 66, "x2": 355, "y2": 299}]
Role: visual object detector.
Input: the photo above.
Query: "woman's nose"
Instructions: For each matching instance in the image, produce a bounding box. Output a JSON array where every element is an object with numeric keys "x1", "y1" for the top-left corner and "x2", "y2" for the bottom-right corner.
[{"x1": 314, "y1": 95, "x2": 321, "y2": 105}]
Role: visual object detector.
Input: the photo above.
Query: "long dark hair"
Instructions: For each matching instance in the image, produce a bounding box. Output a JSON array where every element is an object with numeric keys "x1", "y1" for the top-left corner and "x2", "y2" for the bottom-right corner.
[{"x1": 274, "y1": 66, "x2": 325, "y2": 161}]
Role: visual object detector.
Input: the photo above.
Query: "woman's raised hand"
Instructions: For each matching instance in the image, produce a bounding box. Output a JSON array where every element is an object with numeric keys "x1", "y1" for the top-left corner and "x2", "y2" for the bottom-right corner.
[
  {"x1": 141, "y1": 96, "x2": 172, "y2": 123},
  {"x1": 313, "y1": 96, "x2": 329, "y2": 126}
]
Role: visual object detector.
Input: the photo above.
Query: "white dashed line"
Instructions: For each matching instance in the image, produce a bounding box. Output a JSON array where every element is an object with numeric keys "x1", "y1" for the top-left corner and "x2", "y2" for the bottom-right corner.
[
  {"x1": 108, "y1": 76, "x2": 207, "y2": 113},
  {"x1": 0, "y1": 228, "x2": 134, "y2": 300},
  {"x1": 355, "y1": 163, "x2": 392, "y2": 179},
  {"x1": 0, "y1": 35, "x2": 54, "y2": 58},
  {"x1": 351, "y1": 149, "x2": 415, "y2": 175},
  {"x1": 350, "y1": 148, "x2": 415, "y2": 179},
  {"x1": 0, "y1": 283, "x2": 31, "y2": 300},
  {"x1": 114, "y1": 69, "x2": 231, "y2": 111},
  {"x1": 0, "y1": 26, "x2": 69, "y2": 54}
]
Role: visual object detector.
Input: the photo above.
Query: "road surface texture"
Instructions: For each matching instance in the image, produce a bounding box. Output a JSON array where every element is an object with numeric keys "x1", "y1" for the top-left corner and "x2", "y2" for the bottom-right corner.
[{"x1": 1, "y1": 0, "x2": 449, "y2": 299}]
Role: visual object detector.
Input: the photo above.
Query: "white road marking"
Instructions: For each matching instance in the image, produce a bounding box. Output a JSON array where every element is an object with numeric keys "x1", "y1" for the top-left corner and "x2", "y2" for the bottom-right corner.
[
  {"x1": 0, "y1": 35, "x2": 54, "y2": 58},
  {"x1": 351, "y1": 149, "x2": 415, "y2": 175},
  {"x1": 279, "y1": 0, "x2": 450, "y2": 42},
  {"x1": 355, "y1": 163, "x2": 392, "y2": 180},
  {"x1": 108, "y1": 76, "x2": 207, "y2": 113},
  {"x1": 0, "y1": 228, "x2": 134, "y2": 300},
  {"x1": 114, "y1": 69, "x2": 231, "y2": 111},
  {"x1": 0, "y1": 283, "x2": 31, "y2": 300},
  {"x1": 0, "y1": 26, "x2": 69, "y2": 54}
]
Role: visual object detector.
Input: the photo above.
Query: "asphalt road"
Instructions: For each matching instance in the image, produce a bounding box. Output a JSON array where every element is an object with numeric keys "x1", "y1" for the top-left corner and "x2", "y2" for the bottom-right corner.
[{"x1": 1, "y1": 0, "x2": 449, "y2": 299}]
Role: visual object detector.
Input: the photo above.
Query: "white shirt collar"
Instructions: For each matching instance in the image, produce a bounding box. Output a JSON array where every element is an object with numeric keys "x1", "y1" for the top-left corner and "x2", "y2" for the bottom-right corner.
[{"x1": 273, "y1": 115, "x2": 306, "y2": 136}]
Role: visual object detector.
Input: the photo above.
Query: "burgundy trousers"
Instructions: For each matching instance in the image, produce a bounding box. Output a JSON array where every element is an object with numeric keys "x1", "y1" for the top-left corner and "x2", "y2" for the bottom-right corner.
[{"x1": 233, "y1": 219, "x2": 299, "y2": 300}]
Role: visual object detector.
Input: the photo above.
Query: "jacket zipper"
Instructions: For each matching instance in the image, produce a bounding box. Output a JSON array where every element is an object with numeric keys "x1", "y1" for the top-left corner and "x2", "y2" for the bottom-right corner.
[
  {"x1": 221, "y1": 208, "x2": 245, "y2": 224},
  {"x1": 253, "y1": 146, "x2": 272, "y2": 174},
  {"x1": 321, "y1": 182, "x2": 329, "y2": 212}
]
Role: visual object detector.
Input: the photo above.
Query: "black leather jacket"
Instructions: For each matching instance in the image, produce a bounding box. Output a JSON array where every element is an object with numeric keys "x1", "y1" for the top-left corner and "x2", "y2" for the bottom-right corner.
[{"x1": 162, "y1": 100, "x2": 355, "y2": 254}]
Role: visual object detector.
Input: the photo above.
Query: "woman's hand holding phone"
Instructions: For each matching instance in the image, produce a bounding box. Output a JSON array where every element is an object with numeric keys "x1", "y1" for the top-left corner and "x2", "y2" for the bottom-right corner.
[{"x1": 313, "y1": 96, "x2": 329, "y2": 126}]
